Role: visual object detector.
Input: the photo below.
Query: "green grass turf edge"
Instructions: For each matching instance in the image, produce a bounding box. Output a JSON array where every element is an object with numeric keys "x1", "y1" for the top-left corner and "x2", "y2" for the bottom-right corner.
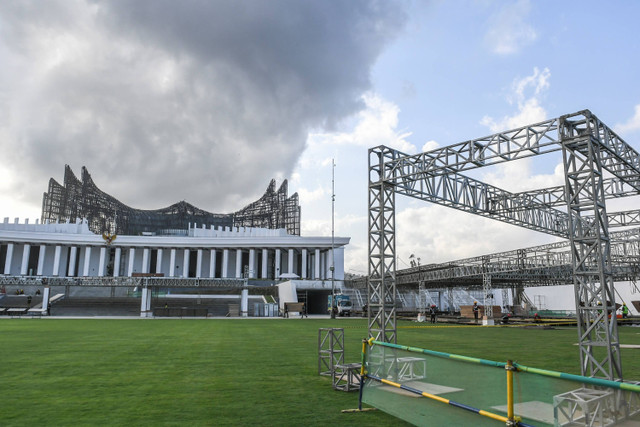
[{"x1": 1, "y1": 318, "x2": 639, "y2": 426}]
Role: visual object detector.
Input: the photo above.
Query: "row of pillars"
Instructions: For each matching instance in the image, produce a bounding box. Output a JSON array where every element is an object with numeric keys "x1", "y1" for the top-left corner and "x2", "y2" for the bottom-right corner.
[{"x1": 2, "y1": 243, "x2": 332, "y2": 280}]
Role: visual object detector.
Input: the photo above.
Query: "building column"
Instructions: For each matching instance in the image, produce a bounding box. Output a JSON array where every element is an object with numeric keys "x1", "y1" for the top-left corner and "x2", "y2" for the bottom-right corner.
[
  {"x1": 3, "y1": 243, "x2": 13, "y2": 275},
  {"x1": 315, "y1": 249, "x2": 321, "y2": 279},
  {"x1": 320, "y1": 251, "x2": 325, "y2": 280},
  {"x1": 241, "y1": 288, "x2": 249, "y2": 317},
  {"x1": 68, "y1": 246, "x2": 77, "y2": 277},
  {"x1": 183, "y1": 249, "x2": 190, "y2": 278},
  {"x1": 52, "y1": 245, "x2": 61, "y2": 276},
  {"x1": 275, "y1": 249, "x2": 281, "y2": 279},
  {"x1": 301, "y1": 249, "x2": 307, "y2": 279},
  {"x1": 209, "y1": 249, "x2": 216, "y2": 278},
  {"x1": 249, "y1": 249, "x2": 256, "y2": 279},
  {"x1": 37, "y1": 245, "x2": 46, "y2": 276},
  {"x1": 114, "y1": 247, "x2": 122, "y2": 276},
  {"x1": 142, "y1": 248, "x2": 150, "y2": 274},
  {"x1": 235, "y1": 249, "x2": 243, "y2": 278},
  {"x1": 156, "y1": 249, "x2": 163, "y2": 274},
  {"x1": 140, "y1": 286, "x2": 152, "y2": 318},
  {"x1": 127, "y1": 248, "x2": 136, "y2": 277},
  {"x1": 98, "y1": 247, "x2": 107, "y2": 277},
  {"x1": 169, "y1": 248, "x2": 176, "y2": 277},
  {"x1": 42, "y1": 286, "x2": 51, "y2": 316},
  {"x1": 261, "y1": 249, "x2": 268, "y2": 279},
  {"x1": 83, "y1": 246, "x2": 92, "y2": 276},
  {"x1": 222, "y1": 249, "x2": 229, "y2": 278},
  {"x1": 20, "y1": 244, "x2": 30, "y2": 275},
  {"x1": 196, "y1": 249, "x2": 203, "y2": 278},
  {"x1": 288, "y1": 249, "x2": 294, "y2": 275}
]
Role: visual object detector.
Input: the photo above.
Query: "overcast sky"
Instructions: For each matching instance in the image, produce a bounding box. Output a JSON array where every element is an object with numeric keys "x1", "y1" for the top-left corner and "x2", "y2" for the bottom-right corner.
[
  {"x1": 0, "y1": 0, "x2": 404, "y2": 210},
  {"x1": 2, "y1": 0, "x2": 640, "y2": 280}
]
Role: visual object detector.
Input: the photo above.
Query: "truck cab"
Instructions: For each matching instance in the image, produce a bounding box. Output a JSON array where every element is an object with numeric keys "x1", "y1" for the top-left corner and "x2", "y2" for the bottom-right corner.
[{"x1": 328, "y1": 294, "x2": 352, "y2": 317}]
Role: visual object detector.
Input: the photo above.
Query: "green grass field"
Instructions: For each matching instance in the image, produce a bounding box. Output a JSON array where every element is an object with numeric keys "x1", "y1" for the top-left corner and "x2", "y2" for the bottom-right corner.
[{"x1": 1, "y1": 319, "x2": 639, "y2": 426}]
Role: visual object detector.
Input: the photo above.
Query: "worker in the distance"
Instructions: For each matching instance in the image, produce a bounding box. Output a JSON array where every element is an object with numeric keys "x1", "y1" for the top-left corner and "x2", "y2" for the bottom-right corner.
[{"x1": 622, "y1": 303, "x2": 629, "y2": 319}]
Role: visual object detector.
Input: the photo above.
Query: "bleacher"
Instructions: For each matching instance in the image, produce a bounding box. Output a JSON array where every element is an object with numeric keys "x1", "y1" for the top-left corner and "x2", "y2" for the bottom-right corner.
[
  {"x1": 0, "y1": 295, "x2": 44, "y2": 317},
  {"x1": 53, "y1": 297, "x2": 141, "y2": 316},
  {"x1": 0, "y1": 292, "x2": 277, "y2": 318},
  {"x1": 153, "y1": 298, "x2": 248, "y2": 317}
]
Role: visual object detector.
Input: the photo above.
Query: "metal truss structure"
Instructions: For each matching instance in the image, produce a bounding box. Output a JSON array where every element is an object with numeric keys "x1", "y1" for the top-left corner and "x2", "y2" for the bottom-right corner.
[
  {"x1": 42, "y1": 166, "x2": 301, "y2": 236},
  {"x1": 368, "y1": 110, "x2": 640, "y2": 381},
  {"x1": 233, "y1": 179, "x2": 301, "y2": 236},
  {"x1": 394, "y1": 227, "x2": 640, "y2": 287}
]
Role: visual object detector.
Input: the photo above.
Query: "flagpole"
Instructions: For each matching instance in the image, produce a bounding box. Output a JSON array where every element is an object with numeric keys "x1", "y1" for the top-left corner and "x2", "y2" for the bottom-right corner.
[{"x1": 330, "y1": 158, "x2": 336, "y2": 319}]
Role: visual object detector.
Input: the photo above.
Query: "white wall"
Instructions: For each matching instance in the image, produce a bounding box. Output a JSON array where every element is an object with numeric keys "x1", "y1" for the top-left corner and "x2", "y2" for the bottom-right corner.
[{"x1": 525, "y1": 283, "x2": 640, "y2": 315}]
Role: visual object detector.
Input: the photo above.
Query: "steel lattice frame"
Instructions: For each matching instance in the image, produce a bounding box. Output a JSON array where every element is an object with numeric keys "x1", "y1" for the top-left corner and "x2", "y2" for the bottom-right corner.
[
  {"x1": 368, "y1": 147, "x2": 398, "y2": 343},
  {"x1": 560, "y1": 114, "x2": 622, "y2": 380},
  {"x1": 42, "y1": 165, "x2": 301, "y2": 236},
  {"x1": 393, "y1": 227, "x2": 640, "y2": 287},
  {"x1": 367, "y1": 109, "x2": 640, "y2": 380}
]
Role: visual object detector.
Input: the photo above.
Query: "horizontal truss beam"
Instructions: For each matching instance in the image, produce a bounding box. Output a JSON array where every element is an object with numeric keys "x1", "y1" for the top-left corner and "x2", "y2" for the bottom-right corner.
[
  {"x1": 505, "y1": 177, "x2": 639, "y2": 210},
  {"x1": 379, "y1": 110, "x2": 640, "y2": 186},
  {"x1": 395, "y1": 228, "x2": 640, "y2": 285},
  {"x1": 393, "y1": 169, "x2": 569, "y2": 237}
]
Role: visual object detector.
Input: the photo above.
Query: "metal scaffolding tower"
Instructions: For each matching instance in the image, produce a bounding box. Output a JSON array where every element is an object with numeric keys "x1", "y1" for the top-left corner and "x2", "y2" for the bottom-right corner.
[
  {"x1": 367, "y1": 110, "x2": 640, "y2": 380},
  {"x1": 560, "y1": 114, "x2": 624, "y2": 380},
  {"x1": 368, "y1": 146, "x2": 398, "y2": 343},
  {"x1": 42, "y1": 166, "x2": 301, "y2": 236}
]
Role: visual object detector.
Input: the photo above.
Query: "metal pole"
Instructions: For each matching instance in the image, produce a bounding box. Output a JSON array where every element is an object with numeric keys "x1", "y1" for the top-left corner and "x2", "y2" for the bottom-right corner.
[
  {"x1": 331, "y1": 158, "x2": 336, "y2": 319},
  {"x1": 358, "y1": 339, "x2": 367, "y2": 410},
  {"x1": 506, "y1": 360, "x2": 514, "y2": 424}
]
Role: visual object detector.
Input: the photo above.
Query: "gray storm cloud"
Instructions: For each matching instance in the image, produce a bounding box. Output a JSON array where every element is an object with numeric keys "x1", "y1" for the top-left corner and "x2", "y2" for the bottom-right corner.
[{"x1": 0, "y1": 0, "x2": 405, "y2": 211}]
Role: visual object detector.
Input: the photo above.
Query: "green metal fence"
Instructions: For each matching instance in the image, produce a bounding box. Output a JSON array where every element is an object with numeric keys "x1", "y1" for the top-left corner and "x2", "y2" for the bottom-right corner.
[{"x1": 359, "y1": 339, "x2": 640, "y2": 426}]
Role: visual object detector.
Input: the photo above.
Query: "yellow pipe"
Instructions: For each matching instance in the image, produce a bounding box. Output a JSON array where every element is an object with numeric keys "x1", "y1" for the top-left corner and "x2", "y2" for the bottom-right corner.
[
  {"x1": 378, "y1": 377, "x2": 508, "y2": 422},
  {"x1": 506, "y1": 359, "x2": 514, "y2": 422},
  {"x1": 360, "y1": 340, "x2": 367, "y2": 376},
  {"x1": 479, "y1": 409, "x2": 509, "y2": 423}
]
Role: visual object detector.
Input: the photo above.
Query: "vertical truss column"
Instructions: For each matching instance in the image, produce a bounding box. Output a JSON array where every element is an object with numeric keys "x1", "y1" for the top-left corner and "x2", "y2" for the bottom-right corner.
[
  {"x1": 368, "y1": 147, "x2": 397, "y2": 343},
  {"x1": 561, "y1": 116, "x2": 622, "y2": 380},
  {"x1": 482, "y1": 273, "x2": 494, "y2": 325},
  {"x1": 482, "y1": 256, "x2": 494, "y2": 324},
  {"x1": 418, "y1": 281, "x2": 426, "y2": 314},
  {"x1": 502, "y1": 288, "x2": 510, "y2": 311}
]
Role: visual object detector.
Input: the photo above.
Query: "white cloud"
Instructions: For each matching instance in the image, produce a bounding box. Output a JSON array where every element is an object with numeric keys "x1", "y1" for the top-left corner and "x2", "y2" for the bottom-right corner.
[
  {"x1": 478, "y1": 67, "x2": 564, "y2": 193},
  {"x1": 320, "y1": 158, "x2": 334, "y2": 167},
  {"x1": 396, "y1": 205, "x2": 557, "y2": 267},
  {"x1": 480, "y1": 67, "x2": 550, "y2": 132},
  {"x1": 0, "y1": 1, "x2": 407, "y2": 213},
  {"x1": 421, "y1": 140, "x2": 440, "y2": 152},
  {"x1": 482, "y1": 158, "x2": 565, "y2": 192},
  {"x1": 302, "y1": 213, "x2": 368, "y2": 275},
  {"x1": 0, "y1": 165, "x2": 42, "y2": 221},
  {"x1": 485, "y1": 0, "x2": 537, "y2": 55},
  {"x1": 296, "y1": 93, "x2": 416, "y2": 273},
  {"x1": 297, "y1": 186, "x2": 327, "y2": 204},
  {"x1": 615, "y1": 104, "x2": 640, "y2": 134},
  {"x1": 308, "y1": 93, "x2": 416, "y2": 154}
]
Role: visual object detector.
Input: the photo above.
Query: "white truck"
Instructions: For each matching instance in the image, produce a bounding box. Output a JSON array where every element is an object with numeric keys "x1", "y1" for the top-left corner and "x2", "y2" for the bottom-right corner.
[{"x1": 328, "y1": 294, "x2": 352, "y2": 317}]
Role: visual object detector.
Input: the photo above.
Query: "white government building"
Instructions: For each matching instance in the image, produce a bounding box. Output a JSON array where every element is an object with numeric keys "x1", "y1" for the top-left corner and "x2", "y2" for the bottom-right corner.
[
  {"x1": 0, "y1": 217, "x2": 349, "y2": 316},
  {"x1": 0, "y1": 218, "x2": 347, "y2": 280}
]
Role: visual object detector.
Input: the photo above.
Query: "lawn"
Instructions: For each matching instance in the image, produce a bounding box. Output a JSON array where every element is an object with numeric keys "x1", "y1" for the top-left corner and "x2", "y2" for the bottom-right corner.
[{"x1": 1, "y1": 318, "x2": 639, "y2": 426}]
